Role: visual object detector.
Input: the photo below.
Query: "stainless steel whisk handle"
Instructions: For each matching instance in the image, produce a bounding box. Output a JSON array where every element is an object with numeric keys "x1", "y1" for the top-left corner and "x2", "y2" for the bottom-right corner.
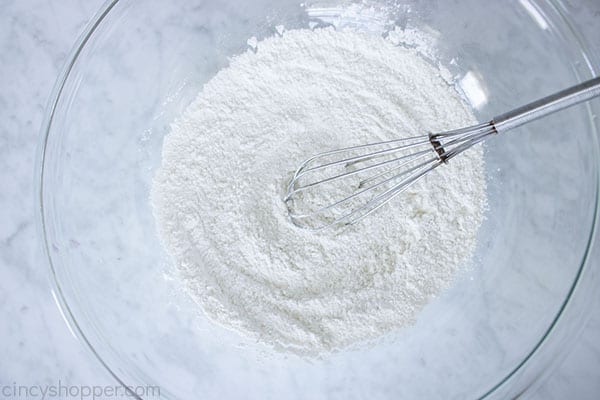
[{"x1": 492, "y1": 76, "x2": 600, "y2": 134}]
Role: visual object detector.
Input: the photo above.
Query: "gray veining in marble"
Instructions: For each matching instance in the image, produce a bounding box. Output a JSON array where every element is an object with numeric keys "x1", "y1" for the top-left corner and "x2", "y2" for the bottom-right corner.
[{"x1": 0, "y1": 0, "x2": 599, "y2": 399}]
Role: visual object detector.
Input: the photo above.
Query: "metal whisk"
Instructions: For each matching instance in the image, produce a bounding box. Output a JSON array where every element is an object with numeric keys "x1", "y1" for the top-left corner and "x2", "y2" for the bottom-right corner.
[{"x1": 284, "y1": 77, "x2": 600, "y2": 231}]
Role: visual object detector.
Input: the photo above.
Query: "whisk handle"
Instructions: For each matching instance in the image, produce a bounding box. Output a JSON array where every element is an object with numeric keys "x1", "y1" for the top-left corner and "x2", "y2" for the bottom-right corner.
[{"x1": 492, "y1": 76, "x2": 600, "y2": 134}]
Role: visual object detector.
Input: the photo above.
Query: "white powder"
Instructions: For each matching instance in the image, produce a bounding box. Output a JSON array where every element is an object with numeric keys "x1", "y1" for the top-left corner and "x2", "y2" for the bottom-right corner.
[{"x1": 152, "y1": 28, "x2": 486, "y2": 356}]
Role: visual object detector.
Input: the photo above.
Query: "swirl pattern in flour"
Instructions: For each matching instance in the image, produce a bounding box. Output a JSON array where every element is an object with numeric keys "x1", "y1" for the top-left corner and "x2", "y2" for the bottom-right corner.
[{"x1": 151, "y1": 28, "x2": 486, "y2": 356}]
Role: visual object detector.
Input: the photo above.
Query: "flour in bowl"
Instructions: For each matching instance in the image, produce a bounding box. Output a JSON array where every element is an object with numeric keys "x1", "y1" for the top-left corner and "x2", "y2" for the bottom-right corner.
[{"x1": 151, "y1": 28, "x2": 486, "y2": 356}]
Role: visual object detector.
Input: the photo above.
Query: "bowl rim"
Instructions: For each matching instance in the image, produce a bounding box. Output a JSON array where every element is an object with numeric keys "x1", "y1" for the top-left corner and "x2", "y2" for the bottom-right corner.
[{"x1": 35, "y1": 0, "x2": 600, "y2": 399}]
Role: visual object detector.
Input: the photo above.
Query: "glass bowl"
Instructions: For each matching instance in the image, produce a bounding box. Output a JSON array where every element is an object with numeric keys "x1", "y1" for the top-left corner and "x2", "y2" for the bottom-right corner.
[{"x1": 37, "y1": 0, "x2": 600, "y2": 399}]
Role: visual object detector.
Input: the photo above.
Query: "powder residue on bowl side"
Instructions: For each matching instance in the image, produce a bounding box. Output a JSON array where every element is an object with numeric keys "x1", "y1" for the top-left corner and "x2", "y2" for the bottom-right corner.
[{"x1": 151, "y1": 27, "x2": 486, "y2": 356}]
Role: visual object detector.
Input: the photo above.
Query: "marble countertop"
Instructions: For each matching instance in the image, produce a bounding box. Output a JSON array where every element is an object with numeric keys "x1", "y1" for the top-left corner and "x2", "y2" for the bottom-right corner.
[{"x1": 1, "y1": 0, "x2": 599, "y2": 399}]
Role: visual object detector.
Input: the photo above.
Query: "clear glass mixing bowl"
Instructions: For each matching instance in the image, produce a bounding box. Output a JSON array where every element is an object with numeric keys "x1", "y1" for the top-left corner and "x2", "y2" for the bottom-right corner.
[{"x1": 37, "y1": 0, "x2": 600, "y2": 399}]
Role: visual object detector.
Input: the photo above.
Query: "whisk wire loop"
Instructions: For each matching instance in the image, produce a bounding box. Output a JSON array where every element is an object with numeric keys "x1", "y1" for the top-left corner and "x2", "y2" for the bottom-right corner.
[{"x1": 285, "y1": 121, "x2": 496, "y2": 231}]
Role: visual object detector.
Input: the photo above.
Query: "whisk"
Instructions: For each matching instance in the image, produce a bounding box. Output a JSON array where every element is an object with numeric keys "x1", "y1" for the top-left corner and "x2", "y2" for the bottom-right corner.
[{"x1": 284, "y1": 77, "x2": 600, "y2": 231}]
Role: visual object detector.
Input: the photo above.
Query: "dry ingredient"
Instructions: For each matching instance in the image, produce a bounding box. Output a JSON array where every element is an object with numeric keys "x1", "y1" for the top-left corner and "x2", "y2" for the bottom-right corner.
[{"x1": 151, "y1": 28, "x2": 486, "y2": 356}]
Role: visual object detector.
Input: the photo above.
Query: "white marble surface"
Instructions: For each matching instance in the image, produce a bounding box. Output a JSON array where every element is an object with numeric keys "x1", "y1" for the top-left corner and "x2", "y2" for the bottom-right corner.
[{"x1": 1, "y1": 0, "x2": 599, "y2": 399}]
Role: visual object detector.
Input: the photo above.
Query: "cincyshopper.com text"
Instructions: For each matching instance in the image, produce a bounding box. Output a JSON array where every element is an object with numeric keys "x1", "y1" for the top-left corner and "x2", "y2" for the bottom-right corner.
[{"x1": 0, "y1": 381, "x2": 160, "y2": 399}]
